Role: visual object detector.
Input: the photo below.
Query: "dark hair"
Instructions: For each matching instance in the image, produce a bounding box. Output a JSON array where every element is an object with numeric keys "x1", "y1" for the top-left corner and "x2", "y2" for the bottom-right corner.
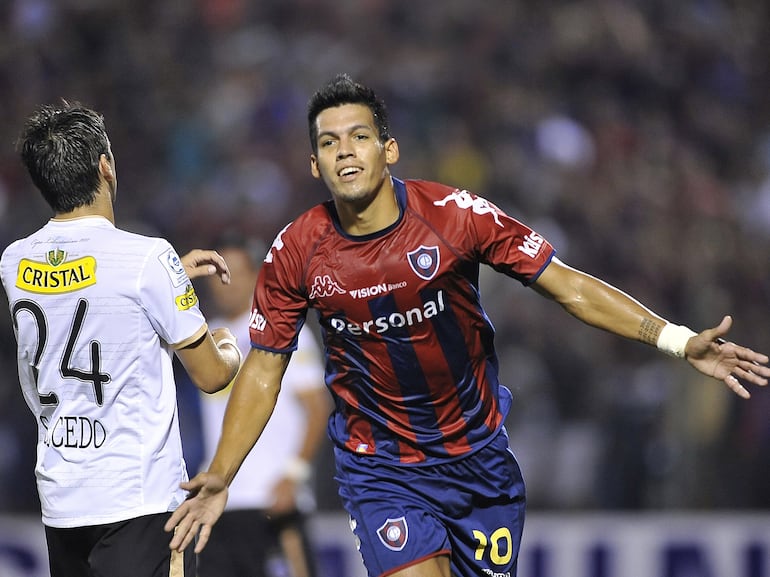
[
  {"x1": 211, "y1": 229, "x2": 267, "y2": 268},
  {"x1": 307, "y1": 73, "x2": 390, "y2": 154},
  {"x1": 18, "y1": 101, "x2": 110, "y2": 213}
]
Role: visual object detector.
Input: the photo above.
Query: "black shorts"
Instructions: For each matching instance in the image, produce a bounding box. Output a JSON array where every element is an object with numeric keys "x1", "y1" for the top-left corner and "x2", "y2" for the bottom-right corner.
[
  {"x1": 45, "y1": 512, "x2": 196, "y2": 577},
  {"x1": 197, "y1": 509, "x2": 318, "y2": 577}
]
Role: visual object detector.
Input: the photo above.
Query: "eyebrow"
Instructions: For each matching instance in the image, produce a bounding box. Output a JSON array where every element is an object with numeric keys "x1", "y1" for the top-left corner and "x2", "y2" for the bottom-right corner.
[{"x1": 316, "y1": 123, "x2": 374, "y2": 140}]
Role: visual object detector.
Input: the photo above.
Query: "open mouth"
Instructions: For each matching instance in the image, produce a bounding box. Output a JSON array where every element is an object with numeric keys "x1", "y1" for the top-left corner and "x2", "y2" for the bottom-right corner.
[{"x1": 338, "y1": 167, "x2": 362, "y2": 179}]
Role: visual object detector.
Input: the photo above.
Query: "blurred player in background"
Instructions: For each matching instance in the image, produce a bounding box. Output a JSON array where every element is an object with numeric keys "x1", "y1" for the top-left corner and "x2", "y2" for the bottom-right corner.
[
  {"x1": 196, "y1": 232, "x2": 329, "y2": 577},
  {"x1": 0, "y1": 102, "x2": 242, "y2": 577},
  {"x1": 167, "y1": 75, "x2": 770, "y2": 577}
]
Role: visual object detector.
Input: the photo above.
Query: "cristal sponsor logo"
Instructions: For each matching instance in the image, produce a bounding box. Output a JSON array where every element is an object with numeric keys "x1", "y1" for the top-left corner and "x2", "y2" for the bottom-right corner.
[
  {"x1": 518, "y1": 232, "x2": 545, "y2": 258},
  {"x1": 248, "y1": 308, "x2": 267, "y2": 332},
  {"x1": 434, "y1": 189, "x2": 504, "y2": 227},
  {"x1": 16, "y1": 254, "x2": 97, "y2": 294},
  {"x1": 175, "y1": 284, "x2": 198, "y2": 311},
  {"x1": 309, "y1": 274, "x2": 346, "y2": 299},
  {"x1": 349, "y1": 281, "x2": 407, "y2": 299},
  {"x1": 331, "y1": 290, "x2": 445, "y2": 336}
]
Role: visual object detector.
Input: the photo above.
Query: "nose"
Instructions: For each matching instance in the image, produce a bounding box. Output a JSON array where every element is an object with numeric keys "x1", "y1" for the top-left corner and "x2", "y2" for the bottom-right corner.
[{"x1": 336, "y1": 136, "x2": 354, "y2": 160}]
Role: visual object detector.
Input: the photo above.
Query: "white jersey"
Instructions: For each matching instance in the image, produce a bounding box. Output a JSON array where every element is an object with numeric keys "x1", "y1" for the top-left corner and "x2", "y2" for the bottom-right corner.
[
  {"x1": 199, "y1": 311, "x2": 325, "y2": 510},
  {"x1": 0, "y1": 216, "x2": 208, "y2": 528}
]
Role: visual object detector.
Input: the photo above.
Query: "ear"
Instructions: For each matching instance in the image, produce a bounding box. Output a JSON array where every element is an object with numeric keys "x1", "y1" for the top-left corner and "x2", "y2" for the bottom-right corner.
[
  {"x1": 99, "y1": 154, "x2": 114, "y2": 182},
  {"x1": 310, "y1": 155, "x2": 321, "y2": 179},
  {"x1": 385, "y1": 138, "x2": 399, "y2": 166}
]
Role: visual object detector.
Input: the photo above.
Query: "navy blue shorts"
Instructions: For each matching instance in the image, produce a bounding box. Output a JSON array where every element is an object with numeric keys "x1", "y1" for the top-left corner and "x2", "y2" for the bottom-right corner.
[{"x1": 335, "y1": 428, "x2": 526, "y2": 577}]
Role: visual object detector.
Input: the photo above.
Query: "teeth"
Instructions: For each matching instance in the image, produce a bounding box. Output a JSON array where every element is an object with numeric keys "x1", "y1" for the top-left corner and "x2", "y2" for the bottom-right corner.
[{"x1": 340, "y1": 167, "x2": 358, "y2": 176}]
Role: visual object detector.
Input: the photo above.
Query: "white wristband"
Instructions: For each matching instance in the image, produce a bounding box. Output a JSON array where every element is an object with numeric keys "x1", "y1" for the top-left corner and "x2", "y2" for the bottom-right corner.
[
  {"x1": 217, "y1": 337, "x2": 242, "y2": 366},
  {"x1": 656, "y1": 323, "x2": 697, "y2": 358},
  {"x1": 284, "y1": 457, "x2": 312, "y2": 483}
]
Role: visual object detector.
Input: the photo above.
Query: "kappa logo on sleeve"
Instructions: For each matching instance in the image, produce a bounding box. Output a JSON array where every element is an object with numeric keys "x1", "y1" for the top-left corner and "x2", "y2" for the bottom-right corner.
[
  {"x1": 377, "y1": 516, "x2": 409, "y2": 551},
  {"x1": 434, "y1": 189, "x2": 504, "y2": 227},
  {"x1": 159, "y1": 247, "x2": 188, "y2": 287}
]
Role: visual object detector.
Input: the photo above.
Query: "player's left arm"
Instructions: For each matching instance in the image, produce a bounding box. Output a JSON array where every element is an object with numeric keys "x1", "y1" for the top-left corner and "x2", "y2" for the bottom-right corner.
[{"x1": 531, "y1": 257, "x2": 770, "y2": 398}]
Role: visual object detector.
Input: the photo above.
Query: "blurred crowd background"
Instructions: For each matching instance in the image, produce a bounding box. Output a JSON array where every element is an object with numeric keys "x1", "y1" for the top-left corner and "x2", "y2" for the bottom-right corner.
[{"x1": 1, "y1": 0, "x2": 769, "y2": 515}]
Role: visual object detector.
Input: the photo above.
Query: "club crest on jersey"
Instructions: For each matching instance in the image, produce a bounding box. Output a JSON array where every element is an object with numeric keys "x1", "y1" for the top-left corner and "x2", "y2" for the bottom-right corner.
[
  {"x1": 407, "y1": 245, "x2": 440, "y2": 280},
  {"x1": 47, "y1": 249, "x2": 66, "y2": 266},
  {"x1": 377, "y1": 517, "x2": 408, "y2": 551}
]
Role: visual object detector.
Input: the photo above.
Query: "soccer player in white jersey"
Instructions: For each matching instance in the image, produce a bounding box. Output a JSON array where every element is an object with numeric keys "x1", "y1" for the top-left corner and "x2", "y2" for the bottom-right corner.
[{"x1": 0, "y1": 102, "x2": 242, "y2": 577}]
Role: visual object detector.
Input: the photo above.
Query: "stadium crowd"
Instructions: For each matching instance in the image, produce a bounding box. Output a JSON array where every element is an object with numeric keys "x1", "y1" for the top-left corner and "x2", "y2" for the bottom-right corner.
[{"x1": 1, "y1": 0, "x2": 768, "y2": 513}]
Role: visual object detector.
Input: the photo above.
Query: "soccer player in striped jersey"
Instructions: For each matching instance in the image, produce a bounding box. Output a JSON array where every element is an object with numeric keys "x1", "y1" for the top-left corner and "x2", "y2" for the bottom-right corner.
[
  {"x1": 167, "y1": 75, "x2": 770, "y2": 577},
  {"x1": 0, "y1": 103, "x2": 242, "y2": 577}
]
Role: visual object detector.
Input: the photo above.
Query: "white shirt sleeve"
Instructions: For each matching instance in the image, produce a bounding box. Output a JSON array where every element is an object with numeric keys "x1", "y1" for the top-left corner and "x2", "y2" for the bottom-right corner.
[{"x1": 139, "y1": 240, "x2": 207, "y2": 347}]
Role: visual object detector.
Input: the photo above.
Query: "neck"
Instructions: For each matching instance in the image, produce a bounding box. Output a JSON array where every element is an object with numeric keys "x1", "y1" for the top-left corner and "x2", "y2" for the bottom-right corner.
[
  {"x1": 335, "y1": 179, "x2": 399, "y2": 236},
  {"x1": 52, "y1": 189, "x2": 115, "y2": 224}
]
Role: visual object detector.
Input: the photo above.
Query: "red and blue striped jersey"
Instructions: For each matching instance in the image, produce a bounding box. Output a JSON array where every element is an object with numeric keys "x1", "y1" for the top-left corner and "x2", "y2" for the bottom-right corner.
[{"x1": 250, "y1": 178, "x2": 555, "y2": 465}]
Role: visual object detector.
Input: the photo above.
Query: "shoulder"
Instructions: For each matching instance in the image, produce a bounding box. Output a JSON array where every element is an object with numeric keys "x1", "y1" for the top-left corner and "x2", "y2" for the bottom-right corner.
[
  {"x1": 402, "y1": 179, "x2": 477, "y2": 212},
  {"x1": 1, "y1": 236, "x2": 26, "y2": 261},
  {"x1": 403, "y1": 179, "x2": 459, "y2": 202},
  {"x1": 292, "y1": 202, "x2": 335, "y2": 233},
  {"x1": 403, "y1": 179, "x2": 492, "y2": 221},
  {"x1": 268, "y1": 203, "x2": 335, "y2": 255}
]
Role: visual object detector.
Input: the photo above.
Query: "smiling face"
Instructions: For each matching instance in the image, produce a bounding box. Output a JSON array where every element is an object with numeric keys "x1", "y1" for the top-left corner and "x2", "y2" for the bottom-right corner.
[{"x1": 310, "y1": 103, "x2": 399, "y2": 208}]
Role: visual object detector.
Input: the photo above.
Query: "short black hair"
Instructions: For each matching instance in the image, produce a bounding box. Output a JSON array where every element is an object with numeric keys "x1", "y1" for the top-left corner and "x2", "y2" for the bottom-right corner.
[
  {"x1": 307, "y1": 73, "x2": 390, "y2": 154},
  {"x1": 18, "y1": 101, "x2": 110, "y2": 213}
]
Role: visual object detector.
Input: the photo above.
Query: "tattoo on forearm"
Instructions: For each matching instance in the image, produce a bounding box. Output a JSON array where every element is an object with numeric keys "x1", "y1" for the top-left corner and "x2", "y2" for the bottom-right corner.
[{"x1": 639, "y1": 318, "x2": 661, "y2": 345}]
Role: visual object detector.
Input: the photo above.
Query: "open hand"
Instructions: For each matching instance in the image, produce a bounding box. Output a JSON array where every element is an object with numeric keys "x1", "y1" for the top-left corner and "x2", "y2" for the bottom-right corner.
[
  {"x1": 685, "y1": 316, "x2": 770, "y2": 398},
  {"x1": 164, "y1": 472, "x2": 229, "y2": 554}
]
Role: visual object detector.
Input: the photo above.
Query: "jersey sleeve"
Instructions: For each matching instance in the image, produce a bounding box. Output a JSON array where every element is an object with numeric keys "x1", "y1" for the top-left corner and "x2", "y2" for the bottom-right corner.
[
  {"x1": 139, "y1": 240, "x2": 207, "y2": 347},
  {"x1": 466, "y1": 192, "x2": 555, "y2": 284},
  {"x1": 250, "y1": 223, "x2": 309, "y2": 353}
]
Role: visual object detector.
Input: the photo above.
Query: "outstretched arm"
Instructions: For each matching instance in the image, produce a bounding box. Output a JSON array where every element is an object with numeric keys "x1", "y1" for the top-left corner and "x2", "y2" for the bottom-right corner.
[
  {"x1": 532, "y1": 257, "x2": 770, "y2": 397},
  {"x1": 165, "y1": 347, "x2": 290, "y2": 552}
]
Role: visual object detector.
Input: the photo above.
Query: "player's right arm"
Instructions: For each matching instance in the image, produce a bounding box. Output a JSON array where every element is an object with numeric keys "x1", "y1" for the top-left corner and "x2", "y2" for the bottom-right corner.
[
  {"x1": 175, "y1": 327, "x2": 242, "y2": 393},
  {"x1": 165, "y1": 346, "x2": 290, "y2": 552}
]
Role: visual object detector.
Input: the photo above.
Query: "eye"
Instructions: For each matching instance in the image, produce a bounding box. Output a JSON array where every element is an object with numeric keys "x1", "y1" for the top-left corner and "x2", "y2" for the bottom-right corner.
[
  {"x1": 320, "y1": 138, "x2": 336, "y2": 148},
  {"x1": 354, "y1": 133, "x2": 369, "y2": 141}
]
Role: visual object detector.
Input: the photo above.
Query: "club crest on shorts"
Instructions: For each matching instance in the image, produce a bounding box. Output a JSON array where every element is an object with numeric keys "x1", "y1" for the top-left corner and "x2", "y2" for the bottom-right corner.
[
  {"x1": 407, "y1": 245, "x2": 440, "y2": 280},
  {"x1": 377, "y1": 516, "x2": 408, "y2": 551}
]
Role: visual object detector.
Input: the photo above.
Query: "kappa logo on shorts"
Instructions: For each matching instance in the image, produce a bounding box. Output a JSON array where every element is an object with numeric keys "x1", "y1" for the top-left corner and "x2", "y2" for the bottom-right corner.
[
  {"x1": 377, "y1": 516, "x2": 408, "y2": 551},
  {"x1": 407, "y1": 245, "x2": 440, "y2": 281}
]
